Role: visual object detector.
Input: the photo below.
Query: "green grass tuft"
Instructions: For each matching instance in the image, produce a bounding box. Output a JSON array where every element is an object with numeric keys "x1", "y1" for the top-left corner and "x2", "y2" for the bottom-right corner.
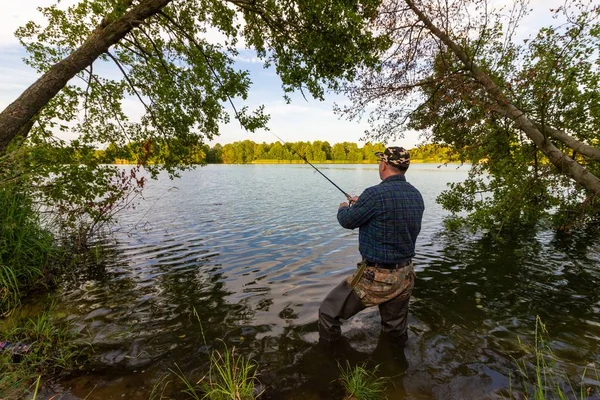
[
  {"x1": 169, "y1": 345, "x2": 261, "y2": 400},
  {"x1": 510, "y1": 315, "x2": 599, "y2": 400},
  {"x1": 338, "y1": 361, "x2": 388, "y2": 400},
  {"x1": 198, "y1": 345, "x2": 261, "y2": 400},
  {"x1": 0, "y1": 307, "x2": 87, "y2": 399},
  {"x1": 0, "y1": 186, "x2": 58, "y2": 315}
]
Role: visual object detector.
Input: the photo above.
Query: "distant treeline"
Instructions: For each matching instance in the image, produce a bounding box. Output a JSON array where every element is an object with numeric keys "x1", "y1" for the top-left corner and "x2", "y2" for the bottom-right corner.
[{"x1": 99, "y1": 140, "x2": 459, "y2": 164}]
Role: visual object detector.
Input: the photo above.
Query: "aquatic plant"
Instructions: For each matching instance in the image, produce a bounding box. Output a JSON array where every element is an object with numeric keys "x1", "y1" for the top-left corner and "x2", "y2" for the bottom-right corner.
[
  {"x1": 149, "y1": 374, "x2": 174, "y2": 400},
  {"x1": 169, "y1": 345, "x2": 261, "y2": 400},
  {"x1": 0, "y1": 308, "x2": 86, "y2": 399},
  {"x1": 338, "y1": 361, "x2": 388, "y2": 400},
  {"x1": 0, "y1": 186, "x2": 57, "y2": 315},
  {"x1": 510, "y1": 315, "x2": 599, "y2": 399},
  {"x1": 156, "y1": 307, "x2": 262, "y2": 399},
  {"x1": 200, "y1": 346, "x2": 262, "y2": 400}
]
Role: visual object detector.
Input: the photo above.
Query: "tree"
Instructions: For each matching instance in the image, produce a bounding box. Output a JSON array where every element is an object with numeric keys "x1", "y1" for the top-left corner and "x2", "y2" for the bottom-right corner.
[
  {"x1": 207, "y1": 143, "x2": 223, "y2": 163},
  {"x1": 221, "y1": 142, "x2": 242, "y2": 163},
  {"x1": 267, "y1": 141, "x2": 284, "y2": 159},
  {"x1": 345, "y1": 141, "x2": 364, "y2": 162},
  {"x1": 311, "y1": 140, "x2": 328, "y2": 162},
  {"x1": 331, "y1": 143, "x2": 347, "y2": 161},
  {"x1": 339, "y1": 0, "x2": 600, "y2": 232},
  {"x1": 254, "y1": 142, "x2": 268, "y2": 160},
  {"x1": 0, "y1": 0, "x2": 387, "y2": 237},
  {"x1": 1, "y1": 0, "x2": 387, "y2": 154}
]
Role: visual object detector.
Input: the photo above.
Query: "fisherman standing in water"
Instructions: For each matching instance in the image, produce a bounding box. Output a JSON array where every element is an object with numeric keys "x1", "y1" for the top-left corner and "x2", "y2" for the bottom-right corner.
[{"x1": 318, "y1": 146, "x2": 425, "y2": 348}]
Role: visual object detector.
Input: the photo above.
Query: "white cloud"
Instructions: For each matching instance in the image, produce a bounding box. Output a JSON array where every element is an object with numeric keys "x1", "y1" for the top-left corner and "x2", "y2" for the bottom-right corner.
[
  {"x1": 233, "y1": 54, "x2": 263, "y2": 64},
  {"x1": 264, "y1": 101, "x2": 329, "y2": 117}
]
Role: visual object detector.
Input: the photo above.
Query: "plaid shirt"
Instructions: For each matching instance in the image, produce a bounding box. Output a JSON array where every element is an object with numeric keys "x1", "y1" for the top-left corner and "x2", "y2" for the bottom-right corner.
[{"x1": 337, "y1": 174, "x2": 424, "y2": 263}]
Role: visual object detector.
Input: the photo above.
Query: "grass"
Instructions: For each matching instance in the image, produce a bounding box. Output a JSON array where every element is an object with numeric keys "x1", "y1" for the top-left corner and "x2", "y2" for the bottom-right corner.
[
  {"x1": 167, "y1": 346, "x2": 261, "y2": 400},
  {"x1": 0, "y1": 307, "x2": 87, "y2": 399},
  {"x1": 510, "y1": 315, "x2": 599, "y2": 400},
  {"x1": 0, "y1": 181, "x2": 115, "y2": 316},
  {"x1": 0, "y1": 186, "x2": 58, "y2": 316},
  {"x1": 150, "y1": 307, "x2": 263, "y2": 399},
  {"x1": 338, "y1": 361, "x2": 388, "y2": 400},
  {"x1": 198, "y1": 345, "x2": 261, "y2": 400}
]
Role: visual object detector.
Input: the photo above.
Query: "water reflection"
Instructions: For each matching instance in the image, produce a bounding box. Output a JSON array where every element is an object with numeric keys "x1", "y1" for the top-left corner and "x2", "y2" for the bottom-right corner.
[
  {"x1": 411, "y1": 228, "x2": 600, "y2": 397},
  {"x1": 44, "y1": 165, "x2": 599, "y2": 399}
]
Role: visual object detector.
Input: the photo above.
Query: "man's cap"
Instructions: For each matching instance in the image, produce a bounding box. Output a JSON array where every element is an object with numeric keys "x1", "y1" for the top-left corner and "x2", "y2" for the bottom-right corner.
[{"x1": 375, "y1": 146, "x2": 410, "y2": 169}]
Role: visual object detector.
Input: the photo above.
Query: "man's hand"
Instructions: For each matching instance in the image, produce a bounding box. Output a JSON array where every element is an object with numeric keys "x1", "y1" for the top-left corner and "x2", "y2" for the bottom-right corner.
[{"x1": 339, "y1": 196, "x2": 359, "y2": 209}]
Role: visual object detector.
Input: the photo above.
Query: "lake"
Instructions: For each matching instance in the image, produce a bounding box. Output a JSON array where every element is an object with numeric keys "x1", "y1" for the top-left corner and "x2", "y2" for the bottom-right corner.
[{"x1": 44, "y1": 164, "x2": 600, "y2": 399}]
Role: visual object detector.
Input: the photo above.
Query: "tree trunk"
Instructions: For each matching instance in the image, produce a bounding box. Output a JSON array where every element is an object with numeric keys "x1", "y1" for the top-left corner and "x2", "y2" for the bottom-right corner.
[
  {"x1": 0, "y1": 0, "x2": 173, "y2": 154},
  {"x1": 537, "y1": 124, "x2": 600, "y2": 162},
  {"x1": 404, "y1": 0, "x2": 600, "y2": 197}
]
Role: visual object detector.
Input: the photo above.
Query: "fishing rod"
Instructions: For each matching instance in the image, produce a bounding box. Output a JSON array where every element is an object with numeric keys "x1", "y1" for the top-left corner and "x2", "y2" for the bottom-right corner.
[{"x1": 271, "y1": 133, "x2": 353, "y2": 202}]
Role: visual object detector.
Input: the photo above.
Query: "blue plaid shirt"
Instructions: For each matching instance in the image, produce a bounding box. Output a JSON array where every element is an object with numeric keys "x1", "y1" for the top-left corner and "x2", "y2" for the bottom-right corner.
[{"x1": 337, "y1": 174, "x2": 424, "y2": 263}]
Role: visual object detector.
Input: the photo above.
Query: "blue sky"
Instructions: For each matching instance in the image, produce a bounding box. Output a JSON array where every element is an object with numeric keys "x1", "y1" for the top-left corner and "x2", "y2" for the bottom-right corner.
[{"x1": 0, "y1": 0, "x2": 563, "y2": 149}]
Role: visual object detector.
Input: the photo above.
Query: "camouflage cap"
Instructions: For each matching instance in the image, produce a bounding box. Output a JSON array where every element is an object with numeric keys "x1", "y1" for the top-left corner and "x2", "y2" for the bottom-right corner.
[{"x1": 375, "y1": 146, "x2": 410, "y2": 169}]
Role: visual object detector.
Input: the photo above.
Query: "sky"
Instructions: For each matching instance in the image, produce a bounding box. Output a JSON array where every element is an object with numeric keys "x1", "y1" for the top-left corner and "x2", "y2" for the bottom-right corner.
[{"x1": 0, "y1": 0, "x2": 565, "y2": 149}]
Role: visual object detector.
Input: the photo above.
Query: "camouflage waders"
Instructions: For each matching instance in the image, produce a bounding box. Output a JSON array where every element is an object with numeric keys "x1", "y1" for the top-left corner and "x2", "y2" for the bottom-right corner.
[{"x1": 318, "y1": 261, "x2": 415, "y2": 343}]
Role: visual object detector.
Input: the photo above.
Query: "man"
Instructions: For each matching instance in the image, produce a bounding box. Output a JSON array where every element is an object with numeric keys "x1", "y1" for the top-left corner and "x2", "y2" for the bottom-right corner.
[{"x1": 318, "y1": 146, "x2": 425, "y2": 347}]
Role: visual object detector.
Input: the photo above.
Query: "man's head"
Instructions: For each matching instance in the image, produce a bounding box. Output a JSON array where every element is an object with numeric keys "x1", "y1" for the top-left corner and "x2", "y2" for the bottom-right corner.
[{"x1": 375, "y1": 147, "x2": 410, "y2": 177}]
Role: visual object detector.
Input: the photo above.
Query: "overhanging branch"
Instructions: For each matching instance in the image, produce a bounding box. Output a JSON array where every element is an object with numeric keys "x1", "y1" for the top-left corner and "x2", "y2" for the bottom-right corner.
[{"x1": 403, "y1": 0, "x2": 600, "y2": 197}]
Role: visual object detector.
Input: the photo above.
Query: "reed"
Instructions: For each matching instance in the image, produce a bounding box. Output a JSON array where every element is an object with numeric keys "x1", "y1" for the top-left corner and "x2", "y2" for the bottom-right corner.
[
  {"x1": 510, "y1": 316, "x2": 599, "y2": 399},
  {"x1": 338, "y1": 361, "x2": 388, "y2": 400},
  {"x1": 0, "y1": 186, "x2": 57, "y2": 315}
]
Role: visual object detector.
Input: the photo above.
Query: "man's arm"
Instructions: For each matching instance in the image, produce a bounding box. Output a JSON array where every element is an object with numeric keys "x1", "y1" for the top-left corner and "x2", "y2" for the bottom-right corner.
[{"x1": 337, "y1": 189, "x2": 376, "y2": 229}]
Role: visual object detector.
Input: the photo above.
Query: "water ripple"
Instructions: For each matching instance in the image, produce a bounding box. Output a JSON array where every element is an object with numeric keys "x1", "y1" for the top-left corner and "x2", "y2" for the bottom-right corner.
[{"x1": 51, "y1": 164, "x2": 600, "y2": 400}]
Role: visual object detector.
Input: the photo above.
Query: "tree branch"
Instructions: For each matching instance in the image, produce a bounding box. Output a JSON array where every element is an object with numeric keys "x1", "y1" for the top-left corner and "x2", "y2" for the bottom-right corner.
[
  {"x1": 534, "y1": 123, "x2": 600, "y2": 162},
  {"x1": 157, "y1": 10, "x2": 244, "y2": 126},
  {"x1": 403, "y1": 0, "x2": 600, "y2": 197},
  {"x1": 105, "y1": 51, "x2": 168, "y2": 137},
  {"x1": 0, "y1": 0, "x2": 173, "y2": 154},
  {"x1": 83, "y1": 71, "x2": 130, "y2": 141}
]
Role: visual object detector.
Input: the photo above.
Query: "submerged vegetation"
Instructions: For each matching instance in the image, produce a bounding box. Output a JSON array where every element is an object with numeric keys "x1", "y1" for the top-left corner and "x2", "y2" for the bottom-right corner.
[
  {"x1": 509, "y1": 317, "x2": 600, "y2": 400},
  {"x1": 0, "y1": 307, "x2": 86, "y2": 399}
]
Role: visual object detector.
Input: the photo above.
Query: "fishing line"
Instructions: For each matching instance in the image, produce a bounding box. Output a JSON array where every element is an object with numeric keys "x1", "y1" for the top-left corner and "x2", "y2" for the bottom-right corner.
[
  {"x1": 271, "y1": 132, "x2": 352, "y2": 202},
  {"x1": 202, "y1": 66, "x2": 353, "y2": 203}
]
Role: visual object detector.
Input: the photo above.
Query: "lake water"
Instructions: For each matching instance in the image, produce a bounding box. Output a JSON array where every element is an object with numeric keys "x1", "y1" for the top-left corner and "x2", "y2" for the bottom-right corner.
[{"x1": 45, "y1": 164, "x2": 599, "y2": 399}]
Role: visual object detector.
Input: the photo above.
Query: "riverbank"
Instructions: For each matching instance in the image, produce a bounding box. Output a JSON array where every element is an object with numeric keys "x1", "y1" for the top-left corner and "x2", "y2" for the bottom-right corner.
[{"x1": 0, "y1": 304, "x2": 86, "y2": 399}]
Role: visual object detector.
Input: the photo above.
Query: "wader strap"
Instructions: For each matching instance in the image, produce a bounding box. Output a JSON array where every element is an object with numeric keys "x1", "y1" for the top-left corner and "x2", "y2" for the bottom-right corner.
[{"x1": 350, "y1": 262, "x2": 368, "y2": 288}]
